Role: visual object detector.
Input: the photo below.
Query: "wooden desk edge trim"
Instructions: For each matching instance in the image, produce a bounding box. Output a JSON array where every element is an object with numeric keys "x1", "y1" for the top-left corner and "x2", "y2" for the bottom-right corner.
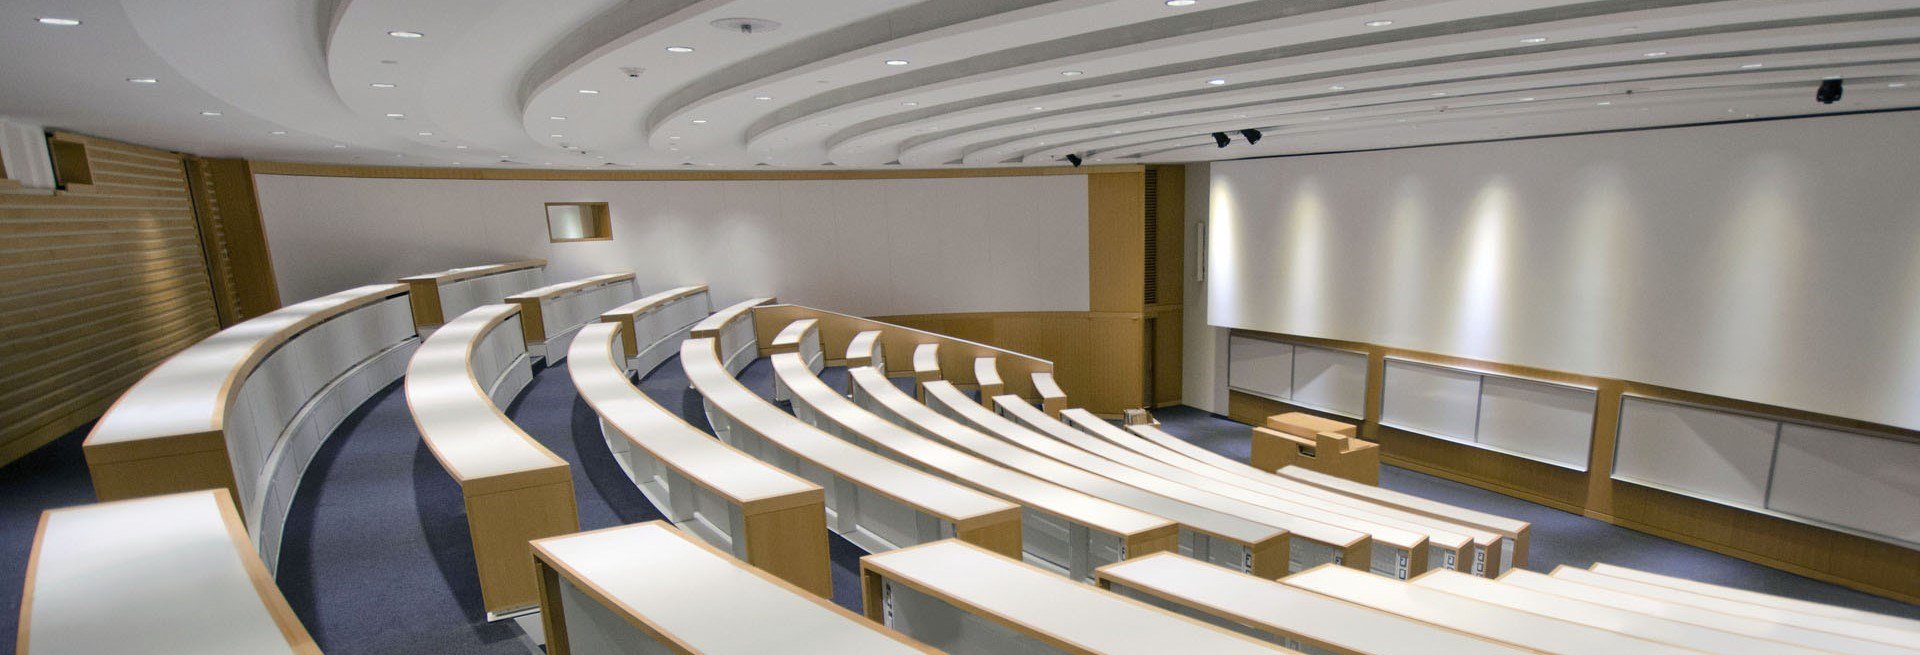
[
  {"x1": 398, "y1": 259, "x2": 548, "y2": 285},
  {"x1": 599, "y1": 285, "x2": 710, "y2": 321},
  {"x1": 503, "y1": 272, "x2": 636, "y2": 304},
  {"x1": 688, "y1": 297, "x2": 777, "y2": 339}
]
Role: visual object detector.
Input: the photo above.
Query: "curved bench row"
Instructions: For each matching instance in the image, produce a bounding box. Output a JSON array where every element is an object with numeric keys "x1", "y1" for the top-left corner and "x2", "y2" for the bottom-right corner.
[
  {"x1": 749, "y1": 304, "x2": 1054, "y2": 400},
  {"x1": 601, "y1": 284, "x2": 712, "y2": 374},
  {"x1": 505, "y1": 271, "x2": 635, "y2": 363},
  {"x1": 406, "y1": 303, "x2": 577, "y2": 618},
  {"x1": 569, "y1": 320, "x2": 832, "y2": 597},
  {"x1": 769, "y1": 324, "x2": 1176, "y2": 581},
  {"x1": 401, "y1": 259, "x2": 547, "y2": 333},
  {"x1": 692, "y1": 297, "x2": 776, "y2": 374},
  {"x1": 681, "y1": 334, "x2": 1025, "y2": 557}
]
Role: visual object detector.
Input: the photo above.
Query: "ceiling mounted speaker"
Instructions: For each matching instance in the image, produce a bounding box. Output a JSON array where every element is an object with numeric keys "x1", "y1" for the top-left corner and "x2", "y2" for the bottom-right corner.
[
  {"x1": 711, "y1": 18, "x2": 781, "y2": 35},
  {"x1": 1065, "y1": 154, "x2": 1083, "y2": 167},
  {"x1": 1816, "y1": 78, "x2": 1843, "y2": 104},
  {"x1": 1240, "y1": 129, "x2": 1262, "y2": 145},
  {"x1": 1211, "y1": 132, "x2": 1231, "y2": 148}
]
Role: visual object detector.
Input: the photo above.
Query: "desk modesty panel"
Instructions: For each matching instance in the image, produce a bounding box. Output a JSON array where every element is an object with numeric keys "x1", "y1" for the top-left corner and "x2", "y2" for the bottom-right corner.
[
  {"x1": 504, "y1": 272, "x2": 636, "y2": 362},
  {"x1": 599, "y1": 284, "x2": 713, "y2": 375},
  {"x1": 400, "y1": 259, "x2": 547, "y2": 332},
  {"x1": 861, "y1": 540, "x2": 1295, "y2": 655},
  {"x1": 691, "y1": 297, "x2": 777, "y2": 374},
  {"x1": 19, "y1": 490, "x2": 319, "y2": 655},
  {"x1": 533, "y1": 522, "x2": 936, "y2": 655}
]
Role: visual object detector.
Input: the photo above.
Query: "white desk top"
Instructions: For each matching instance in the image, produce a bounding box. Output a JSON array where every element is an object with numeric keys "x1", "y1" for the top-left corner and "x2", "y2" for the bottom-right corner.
[
  {"x1": 572, "y1": 324, "x2": 818, "y2": 510},
  {"x1": 1278, "y1": 466, "x2": 1530, "y2": 539},
  {"x1": 22, "y1": 491, "x2": 317, "y2": 655},
  {"x1": 87, "y1": 283, "x2": 407, "y2": 449},
  {"x1": 1551, "y1": 566, "x2": 1920, "y2": 648},
  {"x1": 998, "y1": 397, "x2": 1389, "y2": 550},
  {"x1": 852, "y1": 370, "x2": 1280, "y2": 545},
  {"x1": 1032, "y1": 371, "x2": 1065, "y2": 398},
  {"x1": 406, "y1": 304, "x2": 567, "y2": 485},
  {"x1": 504, "y1": 271, "x2": 633, "y2": 303},
  {"x1": 536, "y1": 522, "x2": 934, "y2": 654},
  {"x1": 1415, "y1": 569, "x2": 1823, "y2": 655},
  {"x1": 774, "y1": 354, "x2": 1169, "y2": 538},
  {"x1": 974, "y1": 357, "x2": 1003, "y2": 387},
  {"x1": 934, "y1": 384, "x2": 1363, "y2": 550},
  {"x1": 1589, "y1": 563, "x2": 1920, "y2": 635},
  {"x1": 1074, "y1": 412, "x2": 1492, "y2": 550},
  {"x1": 771, "y1": 319, "x2": 817, "y2": 350},
  {"x1": 1098, "y1": 553, "x2": 1526, "y2": 655},
  {"x1": 681, "y1": 338, "x2": 1014, "y2": 524},
  {"x1": 689, "y1": 297, "x2": 774, "y2": 337},
  {"x1": 863, "y1": 540, "x2": 1292, "y2": 654},
  {"x1": 399, "y1": 259, "x2": 545, "y2": 284},
  {"x1": 1501, "y1": 569, "x2": 1920, "y2": 655},
  {"x1": 602, "y1": 284, "x2": 707, "y2": 320},
  {"x1": 846, "y1": 330, "x2": 883, "y2": 361},
  {"x1": 1282, "y1": 564, "x2": 1699, "y2": 655},
  {"x1": 912, "y1": 343, "x2": 939, "y2": 374}
]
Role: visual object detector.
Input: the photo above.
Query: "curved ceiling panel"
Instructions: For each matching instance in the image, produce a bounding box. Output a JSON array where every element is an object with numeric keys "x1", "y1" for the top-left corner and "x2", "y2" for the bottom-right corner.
[{"x1": 0, "y1": 0, "x2": 1912, "y2": 169}]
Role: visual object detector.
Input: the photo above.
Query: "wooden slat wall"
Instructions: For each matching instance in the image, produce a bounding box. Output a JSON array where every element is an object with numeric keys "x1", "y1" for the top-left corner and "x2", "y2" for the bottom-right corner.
[
  {"x1": 0, "y1": 132, "x2": 221, "y2": 467},
  {"x1": 187, "y1": 157, "x2": 280, "y2": 324}
]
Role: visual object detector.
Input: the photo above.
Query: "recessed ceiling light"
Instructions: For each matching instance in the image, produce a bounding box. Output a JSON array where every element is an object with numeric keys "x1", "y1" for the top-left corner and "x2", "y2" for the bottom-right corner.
[
  {"x1": 1740, "y1": 63, "x2": 1764, "y2": 69},
  {"x1": 1519, "y1": 97, "x2": 1535, "y2": 101},
  {"x1": 1643, "y1": 51, "x2": 1668, "y2": 57},
  {"x1": 1140, "y1": 110, "x2": 1153, "y2": 114},
  {"x1": 1520, "y1": 37, "x2": 1548, "y2": 44},
  {"x1": 269, "y1": 130, "x2": 287, "y2": 135},
  {"x1": 455, "y1": 145, "x2": 468, "y2": 149},
  {"x1": 333, "y1": 144, "x2": 347, "y2": 148},
  {"x1": 385, "y1": 113, "x2": 405, "y2": 118},
  {"x1": 1206, "y1": 78, "x2": 1226, "y2": 85},
  {"x1": 665, "y1": 46, "x2": 694, "y2": 53},
  {"x1": 387, "y1": 30, "x2": 424, "y2": 39},
  {"x1": 1430, "y1": 91, "x2": 1448, "y2": 96},
  {"x1": 370, "y1": 82, "x2": 396, "y2": 88},
  {"x1": 669, "y1": 136, "x2": 680, "y2": 140},
  {"x1": 691, "y1": 119, "x2": 708, "y2": 124},
  {"x1": 1597, "y1": 101, "x2": 1612, "y2": 106},
  {"x1": 1364, "y1": 20, "x2": 1394, "y2": 27},
  {"x1": 902, "y1": 101, "x2": 918, "y2": 106},
  {"x1": 37, "y1": 17, "x2": 81, "y2": 26},
  {"x1": 1328, "y1": 85, "x2": 1346, "y2": 90},
  {"x1": 549, "y1": 116, "x2": 567, "y2": 121},
  {"x1": 550, "y1": 134, "x2": 564, "y2": 138},
  {"x1": 200, "y1": 111, "x2": 223, "y2": 117},
  {"x1": 885, "y1": 59, "x2": 910, "y2": 66},
  {"x1": 127, "y1": 77, "x2": 158, "y2": 84},
  {"x1": 1030, "y1": 106, "x2": 1044, "y2": 111},
  {"x1": 578, "y1": 89, "x2": 599, "y2": 94},
  {"x1": 753, "y1": 95, "x2": 773, "y2": 100},
  {"x1": 1165, "y1": 0, "x2": 1196, "y2": 6},
  {"x1": 1892, "y1": 83, "x2": 1910, "y2": 88},
  {"x1": 1061, "y1": 70, "x2": 1083, "y2": 76},
  {"x1": 417, "y1": 131, "x2": 434, "y2": 136}
]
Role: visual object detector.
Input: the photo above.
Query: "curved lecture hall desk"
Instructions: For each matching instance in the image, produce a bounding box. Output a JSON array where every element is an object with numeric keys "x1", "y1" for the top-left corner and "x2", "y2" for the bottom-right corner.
[
  {"x1": 860, "y1": 539, "x2": 1294, "y2": 654},
  {"x1": 568, "y1": 321, "x2": 833, "y2": 597},
  {"x1": 690, "y1": 297, "x2": 776, "y2": 374},
  {"x1": 19, "y1": 490, "x2": 319, "y2": 655},
  {"x1": 1095, "y1": 552, "x2": 1530, "y2": 655},
  {"x1": 681, "y1": 336, "x2": 1024, "y2": 557},
  {"x1": 401, "y1": 259, "x2": 548, "y2": 333},
  {"x1": 599, "y1": 284, "x2": 712, "y2": 374},
  {"x1": 747, "y1": 303, "x2": 1054, "y2": 400},
  {"x1": 767, "y1": 327, "x2": 1177, "y2": 581},
  {"x1": 504, "y1": 271, "x2": 635, "y2": 363},
  {"x1": 532, "y1": 522, "x2": 937, "y2": 655},
  {"x1": 1274, "y1": 465, "x2": 1531, "y2": 572},
  {"x1": 82, "y1": 282, "x2": 417, "y2": 571},
  {"x1": 848, "y1": 366, "x2": 1294, "y2": 578},
  {"x1": 407, "y1": 303, "x2": 577, "y2": 619}
]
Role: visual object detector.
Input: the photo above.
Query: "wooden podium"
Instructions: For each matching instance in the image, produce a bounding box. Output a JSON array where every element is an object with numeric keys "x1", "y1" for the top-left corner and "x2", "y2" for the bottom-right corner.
[{"x1": 1251, "y1": 412, "x2": 1379, "y2": 484}]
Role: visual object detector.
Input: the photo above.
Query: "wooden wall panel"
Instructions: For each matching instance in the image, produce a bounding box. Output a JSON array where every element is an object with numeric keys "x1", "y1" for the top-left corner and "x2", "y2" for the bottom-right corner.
[
  {"x1": 186, "y1": 158, "x2": 280, "y2": 324},
  {"x1": 1223, "y1": 327, "x2": 1920, "y2": 603},
  {"x1": 1087, "y1": 171, "x2": 1145, "y2": 314},
  {"x1": 0, "y1": 132, "x2": 221, "y2": 467}
]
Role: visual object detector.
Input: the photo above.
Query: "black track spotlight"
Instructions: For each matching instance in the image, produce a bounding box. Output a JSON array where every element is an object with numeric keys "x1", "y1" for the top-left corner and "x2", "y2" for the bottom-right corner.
[
  {"x1": 1211, "y1": 131, "x2": 1231, "y2": 148},
  {"x1": 1065, "y1": 153, "x2": 1083, "y2": 167},
  {"x1": 1240, "y1": 128, "x2": 1263, "y2": 145},
  {"x1": 1816, "y1": 78, "x2": 1844, "y2": 104}
]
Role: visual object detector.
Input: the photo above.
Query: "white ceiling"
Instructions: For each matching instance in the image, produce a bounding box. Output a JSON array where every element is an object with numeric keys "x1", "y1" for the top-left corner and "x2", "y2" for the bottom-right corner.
[{"x1": 1, "y1": 0, "x2": 1915, "y2": 170}]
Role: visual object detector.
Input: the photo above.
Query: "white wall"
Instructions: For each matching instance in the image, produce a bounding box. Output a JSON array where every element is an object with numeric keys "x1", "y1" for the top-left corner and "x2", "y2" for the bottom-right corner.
[
  {"x1": 254, "y1": 174, "x2": 1089, "y2": 316},
  {"x1": 1204, "y1": 112, "x2": 1920, "y2": 431}
]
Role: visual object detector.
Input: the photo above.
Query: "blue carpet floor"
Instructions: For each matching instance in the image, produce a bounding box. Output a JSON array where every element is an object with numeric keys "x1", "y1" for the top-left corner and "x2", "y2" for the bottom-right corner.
[{"x1": 2, "y1": 360, "x2": 1916, "y2": 655}]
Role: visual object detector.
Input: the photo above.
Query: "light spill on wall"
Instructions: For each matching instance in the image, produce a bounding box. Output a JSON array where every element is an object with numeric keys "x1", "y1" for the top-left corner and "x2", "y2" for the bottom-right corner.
[{"x1": 1206, "y1": 112, "x2": 1920, "y2": 431}]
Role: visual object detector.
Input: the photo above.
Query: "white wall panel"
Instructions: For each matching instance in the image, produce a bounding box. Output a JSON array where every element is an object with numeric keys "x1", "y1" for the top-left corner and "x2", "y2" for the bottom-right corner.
[
  {"x1": 1614, "y1": 397, "x2": 1778, "y2": 508},
  {"x1": 1227, "y1": 335, "x2": 1291, "y2": 400},
  {"x1": 1768, "y1": 424, "x2": 1920, "y2": 544},
  {"x1": 1290, "y1": 345, "x2": 1368, "y2": 418},
  {"x1": 1206, "y1": 112, "x2": 1920, "y2": 432},
  {"x1": 1476, "y1": 377, "x2": 1594, "y2": 470},
  {"x1": 1380, "y1": 360, "x2": 1480, "y2": 442},
  {"x1": 254, "y1": 175, "x2": 1089, "y2": 317}
]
